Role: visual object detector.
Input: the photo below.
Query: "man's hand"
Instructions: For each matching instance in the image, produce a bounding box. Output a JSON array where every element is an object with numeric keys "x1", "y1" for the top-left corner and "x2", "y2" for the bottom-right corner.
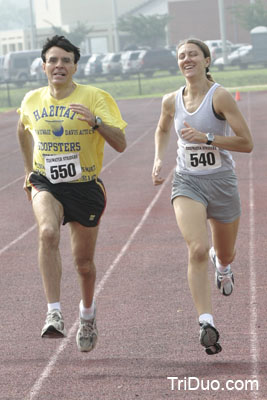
[
  {"x1": 23, "y1": 175, "x2": 32, "y2": 201},
  {"x1": 69, "y1": 103, "x2": 95, "y2": 127}
]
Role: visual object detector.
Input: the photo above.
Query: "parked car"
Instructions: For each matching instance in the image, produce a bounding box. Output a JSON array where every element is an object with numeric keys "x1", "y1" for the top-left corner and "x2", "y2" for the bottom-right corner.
[
  {"x1": 84, "y1": 53, "x2": 104, "y2": 78},
  {"x1": 101, "y1": 52, "x2": 122, "y2": 77},
  {"x1": 30, "y1": 57, "x2": 46, "y2": 80},
  {"x1": 214, "y1": 45, "x2": 253, "y2": 70},
  {"x1": 0, "y1": 56, "x2": 4, "y2": 81},
  {"x1": 120, "y1": 50, "x2": 141, "y2": 77},
  {"x1": 3, "y1": 49, "x2": 41, "y2": 83},
  {"x1": 210, "y1": 43, "x2": 247, "y2": 64},
  {"x1": 75, "y1": 54, "x2": 91, "y2": 78},
  {"x1": 205, "y1": 39, "x2": 233, "y2": 51},
  {"x1": 137, "y1": 48, "x2": 178, "y2": 77}
]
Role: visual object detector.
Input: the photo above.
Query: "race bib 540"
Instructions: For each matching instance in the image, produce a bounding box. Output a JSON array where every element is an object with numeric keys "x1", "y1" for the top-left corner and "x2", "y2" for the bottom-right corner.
[{"x1": 184, "y1": 144, "x2": 221, "y2": 171}]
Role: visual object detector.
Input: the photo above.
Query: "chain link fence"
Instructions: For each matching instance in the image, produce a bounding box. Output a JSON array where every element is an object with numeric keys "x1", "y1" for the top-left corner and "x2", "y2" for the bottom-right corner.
[{"x1": 0, "y1": 73, "x2": 172, "y2": 110}]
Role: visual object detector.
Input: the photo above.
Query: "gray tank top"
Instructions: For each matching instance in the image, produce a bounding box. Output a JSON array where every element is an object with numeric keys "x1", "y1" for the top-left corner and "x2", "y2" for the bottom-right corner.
[{"x1": 174, "y1": 82, "x2": 235, "y2": 175}]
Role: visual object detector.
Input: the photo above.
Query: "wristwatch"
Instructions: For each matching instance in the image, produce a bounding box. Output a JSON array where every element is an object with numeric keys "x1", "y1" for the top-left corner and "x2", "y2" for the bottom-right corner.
[
  {"x1": 93, "y1": 116, "x2": 102, "y2": 130},
  {"x1": 206, "y1": 132, "x2": 214, "y2": 145}
]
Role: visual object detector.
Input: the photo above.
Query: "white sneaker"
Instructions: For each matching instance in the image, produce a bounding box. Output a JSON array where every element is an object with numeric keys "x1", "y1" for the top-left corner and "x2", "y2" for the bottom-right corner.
[
  {"x1": 41, "y1": 309, "x2": 66, "y2": 338},
  {"x1": 76, "y1": 311, "x2": 98, "y2": 352},
  {"x1": 209, "y1": 247, "x2": 234, "y2": 296}
]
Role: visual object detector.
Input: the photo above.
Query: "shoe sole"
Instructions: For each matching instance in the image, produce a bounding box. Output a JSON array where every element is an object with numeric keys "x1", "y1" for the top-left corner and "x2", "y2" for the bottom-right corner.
[
  {"x1": 41, "y1": 325, "x2": 66, "y2": 338},
  {"x1": 200, "y1": 323, "x2": 222, "y2": 355},
  {"x1": 205, "y1": 342, "x2": 222, "y2": 355}
]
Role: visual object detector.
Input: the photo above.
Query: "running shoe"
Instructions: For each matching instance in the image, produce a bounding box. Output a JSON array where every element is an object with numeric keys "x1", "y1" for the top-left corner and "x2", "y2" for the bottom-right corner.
[
  {"x1": 76, "y1": 312, "x2": 98, "y2": 352},
  {"x1": 209, "y1": 247, "x2": 234, "y2": 296},
  {"x1": 199, "y1": 322, "x2": 222, "y2": 355},
  {"x1": 41, "y1": 309, "x2": 66, "y2": 338}
]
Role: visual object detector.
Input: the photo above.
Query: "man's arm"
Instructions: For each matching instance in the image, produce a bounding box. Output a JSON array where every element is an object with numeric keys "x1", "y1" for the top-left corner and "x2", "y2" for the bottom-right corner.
[
  {"x1": 69, "y1": 103, "x2": 127, "y2": 153},
  {"x1": 17, "y1": 119, "x2": 34, "y2": 200},
  {"x1": 17, "y1": 119, "x2": 33, "y2": 173}
]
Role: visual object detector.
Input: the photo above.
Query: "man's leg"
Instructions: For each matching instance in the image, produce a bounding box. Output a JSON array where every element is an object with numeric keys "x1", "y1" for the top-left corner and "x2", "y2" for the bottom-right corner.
[
  {"x1": 69, "y1": 222, "x2": 99, "y2": 352},
  {"x1": 32, "y1": 188, "x2": 66, "y2": 337}
]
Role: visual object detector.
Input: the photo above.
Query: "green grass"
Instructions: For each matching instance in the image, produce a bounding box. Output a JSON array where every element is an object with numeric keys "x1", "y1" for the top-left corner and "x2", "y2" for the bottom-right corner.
[{"x1": 1, "y1": 66, "x2": 267, "y2": 112}]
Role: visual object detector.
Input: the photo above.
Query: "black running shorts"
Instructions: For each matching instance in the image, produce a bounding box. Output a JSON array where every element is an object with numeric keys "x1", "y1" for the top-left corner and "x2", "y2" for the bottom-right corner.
[{"x1": 29, "y1": 172, "x2": 106, "y2": 227}]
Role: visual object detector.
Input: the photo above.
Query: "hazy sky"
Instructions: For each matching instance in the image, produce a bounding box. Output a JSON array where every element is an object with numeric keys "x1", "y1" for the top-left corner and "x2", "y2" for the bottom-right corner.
[{"x1": 8, "y1": 0, "x2": 29, "y2": 6}]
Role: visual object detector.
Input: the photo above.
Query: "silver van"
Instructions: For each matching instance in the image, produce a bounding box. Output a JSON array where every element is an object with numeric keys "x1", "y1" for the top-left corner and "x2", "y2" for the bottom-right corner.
[{"x1": 3, "y1": 49, "x2": 41, "y2": 82}]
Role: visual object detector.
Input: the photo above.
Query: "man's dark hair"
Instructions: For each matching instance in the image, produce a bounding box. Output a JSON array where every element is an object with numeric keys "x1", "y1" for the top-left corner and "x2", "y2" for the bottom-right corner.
[{"x1": 41, "y1": 35, "x2": 80, "y2": 64}]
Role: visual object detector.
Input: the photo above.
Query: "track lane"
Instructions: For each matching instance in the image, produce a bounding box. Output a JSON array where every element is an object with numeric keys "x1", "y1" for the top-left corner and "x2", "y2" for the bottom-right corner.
[{"x1": 0, "y1": 94, "x2": 266, "y2": 399}]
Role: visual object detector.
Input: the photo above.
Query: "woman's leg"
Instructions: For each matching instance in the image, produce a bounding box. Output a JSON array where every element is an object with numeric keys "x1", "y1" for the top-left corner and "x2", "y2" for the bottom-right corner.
[
  {"x1": 209, "y1": 217, "x2": 240, "y2": 266},
  {"x1": 209, "y1": 217, "x2": 240, "y2": 296},
  {"x1": 173, "y1": 196, "x2": 211, "y2": 316}
]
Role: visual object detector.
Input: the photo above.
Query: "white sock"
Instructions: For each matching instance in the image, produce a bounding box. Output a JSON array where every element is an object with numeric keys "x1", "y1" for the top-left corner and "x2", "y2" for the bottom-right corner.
[
  {"x1": 48, "y1": 302, "x2": 61, "y2": 312},
  {"x1": 199, "y1": 313, "x2": 215, "y2": 327},
  {"x1": 79, "y1": 299, "x2": 95, "y2": 320},
  {"x1": 216, "y1": 259, "x2": 231, "y2": 274}
]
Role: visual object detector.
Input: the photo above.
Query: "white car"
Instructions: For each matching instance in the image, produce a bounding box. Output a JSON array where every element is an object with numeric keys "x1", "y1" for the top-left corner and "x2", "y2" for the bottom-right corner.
[
  {"x1": 30, "y1": 57, "x2": 46, "y2": 80},
  {"x1": 84, "y1": 54, "x2": 104, "y2": 77},
  {"x1": 120, "y1": 50, "x2": 142, "y2": 77},
  {"x1": 101, "y1": 52, "x2": 122, "y2": 77},
  {"x1": 214, "y1": 45, "x2": 253, "y2": 70}
]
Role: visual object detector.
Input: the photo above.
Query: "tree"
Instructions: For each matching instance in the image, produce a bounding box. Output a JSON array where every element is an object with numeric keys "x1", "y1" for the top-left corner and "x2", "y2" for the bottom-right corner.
[
  {"x1": 0, "y1": 0, "x2": 30, "y2": 30},
  {"x1": 118, "y1": 14, "x2": 170, "y2": 49},
  {"x1": 45, "y1": 21, "x2": 93, "y2": 47},
  {"x1": 230, "y1": 0, "x2": 267, "y2": 31}
]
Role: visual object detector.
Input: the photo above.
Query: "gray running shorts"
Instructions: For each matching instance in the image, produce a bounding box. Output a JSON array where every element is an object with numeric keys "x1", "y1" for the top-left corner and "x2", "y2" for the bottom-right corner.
[{"x1": 171, "y1": 170, "x2": 241, "y2": 223}]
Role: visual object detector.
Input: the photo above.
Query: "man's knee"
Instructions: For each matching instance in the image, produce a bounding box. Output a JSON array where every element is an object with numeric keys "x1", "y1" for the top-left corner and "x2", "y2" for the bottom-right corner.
[
  {"x1": 75, "y1": 256, "x2": 95, "y2": 276},
  {"x1": 39, "y1": 224, "x2": 60, "y2": 248}
]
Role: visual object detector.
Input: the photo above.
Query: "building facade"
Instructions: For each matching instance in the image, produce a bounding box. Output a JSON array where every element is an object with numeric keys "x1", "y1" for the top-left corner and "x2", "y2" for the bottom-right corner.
[
  {"x1": 168, "y1": 0, "x2": 253, "y2": 46},
  {"x1": 1, "y1": 0, "x2": 267, "y2": 56}
]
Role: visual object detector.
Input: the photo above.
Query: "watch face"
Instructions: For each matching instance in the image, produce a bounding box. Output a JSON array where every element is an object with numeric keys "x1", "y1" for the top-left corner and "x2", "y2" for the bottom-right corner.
[
  {"x1": 208, "y1": 133, "x2": 214, "y2": 141},
  {"x1": 96, "y1": 117, "x2": 102, "y2": 125}
]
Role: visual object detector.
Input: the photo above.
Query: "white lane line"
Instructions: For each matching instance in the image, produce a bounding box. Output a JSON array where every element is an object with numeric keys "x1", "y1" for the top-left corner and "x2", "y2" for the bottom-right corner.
[
  {"x1": 247, "y1": 91, "x2": 260, "y2": 398},
  {"x1": 0, "y1": 224, "x2": 37, "y2": 257},
  {"x1": 0, "y1": 175, "x2": 24, "y2": 192},
  {"x1": 26, "y1": 170, "x2": 173, "y2": 400}
]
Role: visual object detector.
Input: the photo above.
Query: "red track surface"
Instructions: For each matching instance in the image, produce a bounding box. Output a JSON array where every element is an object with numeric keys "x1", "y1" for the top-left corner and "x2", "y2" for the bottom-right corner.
[{"x1": 0, "y1": 93, "x2": 267, "y2": 400}]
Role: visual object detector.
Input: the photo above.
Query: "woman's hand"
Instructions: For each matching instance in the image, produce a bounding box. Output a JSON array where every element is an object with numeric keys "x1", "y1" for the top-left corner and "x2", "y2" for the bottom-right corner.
[
  {"x1": 180, "y1": 121, "x2": 206, "y2": 143},
  {"x1": 152, "y1": 159, "x2": 165, "y2": 186}
]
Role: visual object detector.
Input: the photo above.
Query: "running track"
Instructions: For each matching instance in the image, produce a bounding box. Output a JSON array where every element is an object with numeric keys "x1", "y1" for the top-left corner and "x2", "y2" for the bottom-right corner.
[{"x1": 0, "y1": 92, "x2": 266, "y2": 400}]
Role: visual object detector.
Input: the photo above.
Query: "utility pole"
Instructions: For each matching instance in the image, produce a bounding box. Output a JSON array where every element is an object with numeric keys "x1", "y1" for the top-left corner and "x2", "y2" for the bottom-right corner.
[
  {"x1": 112, "y1": 0, "x2": 120, "y2": 52},
  {"x1": 217, "y1": 0, "x2": 228, "y2": 65},
  {"x1": 29, "y1": 0, "x2": 37, "y2": 49}
]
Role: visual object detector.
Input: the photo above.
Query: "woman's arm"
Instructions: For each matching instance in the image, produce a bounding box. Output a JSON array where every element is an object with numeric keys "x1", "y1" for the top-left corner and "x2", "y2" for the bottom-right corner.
[{"x1": 152, "y1": 92, "x2": 176, "y2": 185}]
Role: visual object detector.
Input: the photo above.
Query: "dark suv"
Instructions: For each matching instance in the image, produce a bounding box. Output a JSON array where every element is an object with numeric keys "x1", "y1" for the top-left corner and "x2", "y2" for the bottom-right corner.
[{"x1": 137, "y1": 49, "x2": 177, "y2": 76}]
